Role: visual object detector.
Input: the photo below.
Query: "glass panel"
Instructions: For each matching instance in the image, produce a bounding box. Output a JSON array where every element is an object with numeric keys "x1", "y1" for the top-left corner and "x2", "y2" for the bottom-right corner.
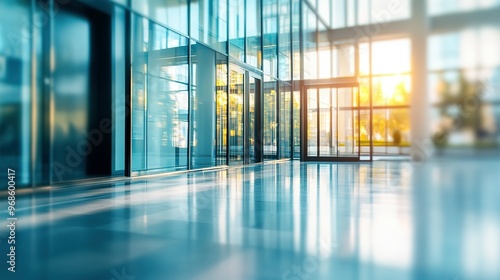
[
  {"x1": 332, "y1": 43, "x2": 355, "y2": 78},
  {"x1": 358, "y1": 0, "x2": 370, "y2": 25},
  {"x1": 246, "y1": 0, "x2": 262, "y2": 68},
  {"x1": 373, "y1": 109, "x2": 388, "y2": 151},
  {"x1": 0, "y1": 0, "x2": 31, "y2": 185},
  {"x1": 338, "y1": 88, "x2": 357, "y2": 157},
  {"x1": 229, "y1": 0, "x2": 245, "y2": 60},
  {"x1": 191, "y1": 0, "x2": 228, "y2": 53},
  {"x1": 319, "y1": 88, "x2": 334, "y2": 156},
  {"x1": 372, "y1": 75, "x2": 411, "y2": 106},
  {"x1": 292, "y1": 0, "x2": 301, "y2": 80},
  {"x1": 263, "y1": 0, "x2": 278, "y2": 77},
  {"x1": 372, "y1": 39, "x2": 411, "y2": 75},
  {"x1": 332, "y1": 0, "x2": 346, "y2": 29},
  {"x1": 263, "y1": 78, "x2": 278, "y2": 159},
  {"x1": 318, "y1": 0, "x2": 331, "y2": 26},
  {"x1": 359, "y1": 110, "x2": 372, "y2": 155},
  {"x1": 303, "y1": 5, "x2": 318, "y2": 79},
  {"x1": 307, "y1": 89, "x2": 318, "y2": 156},
  {"x1": 191, "y1": 43, "x2": 217, "y2": 169},
  {"x1": 293, "y1": 90, "x2": 301, "y2": 158},
  {"x1": 131, "y1": 17, "x2": 147, "y2": 171},
  {"x1": 52, "y1": 8, "x2": 91, "y2": 181},
  {"x1": 216, "y1": 54, "x2": 228, "y2": 166},
  {"x1": 387, "y1": 109, "x2": 410, "y2": 150},
  {"x1": 428, "y1": 0, "x2": 500, "y2": 16},
  {"x1": 249, "y1": 77, "x2": 257, "y2": 163},
  {"x1": 132, "y1": 17, "x2": 189, "y2": 172},
  {"x1": 279, "y1": 83, "x2": 292, "y2": 159},
  {"x1": 229, "y1": 68, "x2": 244, "y2": 164},
  {"x1": 131, "y1": 0, "x2": 188, "y2": 35},
  {"x1": 278, "y1": 0, "x2": 291, "y2": 80},
  {"x1": 112, "y1": 7, "x2": 126, "y2": 175},
  {"x1": 318, "y1": 42, "x2": 331, "y2": 79},
  {"x1": 147, "y1": 28, "x2": 189, "y2": 170},
  {"x1": 371, "y1": 0, "x2": 410, "y2": 22}
]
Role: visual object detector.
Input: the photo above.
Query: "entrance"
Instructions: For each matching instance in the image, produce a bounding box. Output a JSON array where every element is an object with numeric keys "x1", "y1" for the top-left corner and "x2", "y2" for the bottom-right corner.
[
  {"x1": 50, "y1": 2, "x2": 112, "y2": 182},
  {"x1": 229, "y1": 65, "x2": 262, "y2": 165},
  {"x1": 302, "y1": 83, "x2": 361, "y2": 161}
]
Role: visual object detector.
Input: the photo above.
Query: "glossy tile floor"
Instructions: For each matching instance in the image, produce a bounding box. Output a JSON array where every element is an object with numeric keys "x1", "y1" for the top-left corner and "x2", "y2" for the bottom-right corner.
[{"x1": 2, "y1": 158, "x2": 500, "y2": 280}]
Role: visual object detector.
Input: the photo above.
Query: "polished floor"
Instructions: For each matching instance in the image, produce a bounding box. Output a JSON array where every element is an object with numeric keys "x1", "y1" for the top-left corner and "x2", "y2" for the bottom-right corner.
[{"x1": 2, "y1": 158, "x2": 500, "y2": 280}]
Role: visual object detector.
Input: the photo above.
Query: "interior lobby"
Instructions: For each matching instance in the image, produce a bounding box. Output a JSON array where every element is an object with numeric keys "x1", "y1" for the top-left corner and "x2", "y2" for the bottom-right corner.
[{"x1": 0, "y1": 0, "x2": 499, "y2": 279}]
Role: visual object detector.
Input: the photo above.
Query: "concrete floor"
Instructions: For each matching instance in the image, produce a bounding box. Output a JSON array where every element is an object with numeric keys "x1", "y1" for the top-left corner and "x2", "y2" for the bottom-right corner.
[{"x1": 1, "y1": 158, "x2": 499, "y2": 280}]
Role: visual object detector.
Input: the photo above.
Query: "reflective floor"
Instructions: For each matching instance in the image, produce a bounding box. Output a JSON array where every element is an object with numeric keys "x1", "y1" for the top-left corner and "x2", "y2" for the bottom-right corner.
[{"x1": 2, "y1": 158, "x2": 500, "y2": 280}]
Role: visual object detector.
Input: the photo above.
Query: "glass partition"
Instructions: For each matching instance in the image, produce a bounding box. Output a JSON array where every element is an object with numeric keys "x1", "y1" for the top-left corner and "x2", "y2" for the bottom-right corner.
[
  {"x1": 263, "y1": 78, "x2": 278, "y2": 160},
  {"x1": 246, "y1": 0, "x2": 262, "y2": 69},
  {"x1": 191, "y1": 43, "x2": 217, "y2": 168},
  {"x1": 191, "y1": 0, "x2": 228, "y2": 53},
  {"x1": 229, "y1": 67, "x2": 245, "y2": 165},
  {"x1": 229, "y1": 0, "x2": 245, "y2": 60},
  {"x1": 304, "y1": 85, "x2": 361, "y2": 161},
  {"x1": 216, "y1": 54, "x2": 229, "y2": 166},
  {"x1": 131, "y1": 16, "x2": 189, "y2": 172}
]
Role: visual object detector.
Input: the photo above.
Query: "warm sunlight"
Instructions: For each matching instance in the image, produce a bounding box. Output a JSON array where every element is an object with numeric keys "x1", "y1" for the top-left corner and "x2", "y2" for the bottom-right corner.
[{"x1": 372, "y1": 39, "x2": 411, "y2": 75}]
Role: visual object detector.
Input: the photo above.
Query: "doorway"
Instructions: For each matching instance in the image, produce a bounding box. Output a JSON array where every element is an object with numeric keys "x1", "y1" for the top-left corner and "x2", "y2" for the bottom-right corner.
[
  {"x1": 302, "y1": 83, "x2": 362, "y2": 161},
  {"x1": 229, "y1": 65, "x2": 262, "y2": 165},
  {"x1": 50, "y1": 2, "x2": 112, "y2": 182}
]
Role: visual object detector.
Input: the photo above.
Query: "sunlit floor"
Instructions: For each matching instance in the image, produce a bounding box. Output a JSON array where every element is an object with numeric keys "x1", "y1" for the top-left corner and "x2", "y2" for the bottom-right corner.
[{"x1": 2, "y1": 158, "x2": 500, "y2": 280}]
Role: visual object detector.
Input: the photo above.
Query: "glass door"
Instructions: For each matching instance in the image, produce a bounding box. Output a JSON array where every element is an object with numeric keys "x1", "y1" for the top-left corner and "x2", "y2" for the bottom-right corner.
[
  {"x1": 229, "y1": 67, "x2": 245, "y2": 165},
  {"x1": 303, "y1": 84, "x2": 361, "y2": 161},
  {"x1": 247, "y1": 76, "x2": 261, "y2": 164},
  {"x1": 229, "y1": 66, "x2": 262, "y2": 165}
]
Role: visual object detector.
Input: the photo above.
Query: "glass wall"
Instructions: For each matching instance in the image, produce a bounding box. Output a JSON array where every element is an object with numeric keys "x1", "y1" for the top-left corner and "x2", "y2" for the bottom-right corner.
[
  {"x1": 0, "y1": 0, "x2": 31, "y2": 185},
  {"x1": 191, "y1": 43, "x2": 219, "y2": 168},
  {"x1": 216, "y1": 54, "x2": 229, "y2": 166},
  {"x1": 279, "y1": 0, "x2": 292, "y2": 81},
  {"x1": 263, "y1": 0, "x2": 278, "y2": 78},
  {"x1": 292, "y1": 0, "x2": 302, "y2": 80},
  {"x1": 191, "y1": 0, "x2": 228, "y2": 53},
  {"x1": 131, "y1": 0, "x2": 188, "y2": 35},
  {"x1": 264, "y1": 78, "x2": 278, "y2": 159},
  {"x1": 279, "y1": 83, "x2": 292, "y2": 158},
  {"x1": 229, "y1": 0, "x2": 245, "y2": 60},
  {"x1": 303, "y1": 4, "x2": 318, "y2": 79},
  {"x1": 0, "y1": 0, "x2": 297, "y2": 185},
  {"x1": 357, "y1": 38, "x2": 412, "y2": 155},
  {"x1": 131, "y1": 16, "x2": 189, "y2": 172},
  {"x1": 229, "y1": 67, "x2": 245, "y2": 165},
  {"x1": 246, "y1": 0, "x2": 262, "y2": 69},
  {"x1": 293, "y1": 90, "x2": 301, "y2": 158},
  {"x1": 428, "y1": 27, "x2": 500, "y2": 148},
  {"x1": 329, "y1": 0, "x2": 411, "y2": 28}
]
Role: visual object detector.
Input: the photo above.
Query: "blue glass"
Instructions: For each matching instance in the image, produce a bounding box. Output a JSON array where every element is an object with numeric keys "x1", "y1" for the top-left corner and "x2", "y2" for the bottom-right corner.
[
  {"x1": 303, "y1": 5, "x2": 318, "y2": 79},
  {"x1": 0, "y1": 0, "x2": 31, "y2": 186},
  {"x1": 131, "y1": 0, "x2": 188, "y2": 35},
  {"x1": 229, "y1": 66, "x2": 245, "y2": 165},
  {"x1": 246, "y1": 0, "x2": 262, "y2": 69},
  {"x1": 191, "y1": 0, "x2": 228, "y2": 54},
  {"x1": 216, "y1": 53, "x2": 228, "y2": 166},
  {"x1": 263, "y1": 78, "x2": 278, "y2": 160},
  {"x1": 292, "y1": 0, "x2": 302, "y2": 80},
  {"x1": 279, "y1": 82, "x2": 292, "y2": 158},
  {"x1": 278, "y1": 0, "x2": 292, "y2": 81},
  {"x1": 263, "y1": 0, "x2": 278, "y2": 78},
  {"x1": 131, "y1": 16, "x2": 189, "y2": 172},
  {"x1": 229, "y1": 0, "x2": 245, "y2": 60},
  {"x1": 190, "y1": 43, "x2": 217, "y2": 168}
]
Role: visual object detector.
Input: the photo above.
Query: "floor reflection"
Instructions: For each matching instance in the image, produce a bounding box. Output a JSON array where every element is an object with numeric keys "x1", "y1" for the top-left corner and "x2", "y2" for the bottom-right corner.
[{"x1": 1, "y1": 158, "x2": 499, "y2": 280}]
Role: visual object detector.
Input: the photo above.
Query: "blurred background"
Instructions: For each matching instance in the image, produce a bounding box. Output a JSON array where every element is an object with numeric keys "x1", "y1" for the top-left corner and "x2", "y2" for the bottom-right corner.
[
  {"x1": 0, "y1": 1, "x2": 499, "y2": 280},
  {"x1": 0, "y1": 0, "x2": 499, "y2": 179}
]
